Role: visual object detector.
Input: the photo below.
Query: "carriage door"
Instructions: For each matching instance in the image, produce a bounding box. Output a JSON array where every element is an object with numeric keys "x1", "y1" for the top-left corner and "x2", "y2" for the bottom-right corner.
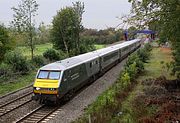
[
  {"x1": 89, "y1": 61, "x2": 93, "y2": 76},
  {"x1": 89, "y1": 60, "x2": 97, "y2": 76}
]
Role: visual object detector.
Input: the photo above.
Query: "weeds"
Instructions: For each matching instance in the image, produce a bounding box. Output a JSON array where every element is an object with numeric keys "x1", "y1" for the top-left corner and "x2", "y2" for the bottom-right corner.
[{"x1": 74, "y1": 43, "x2": 152, "y2": 123}]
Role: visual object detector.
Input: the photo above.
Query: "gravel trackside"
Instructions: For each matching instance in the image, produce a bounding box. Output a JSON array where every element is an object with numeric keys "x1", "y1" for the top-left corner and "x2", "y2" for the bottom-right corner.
[{"x1": 47, "y1": 59, "x2": 127, "y2": 123}]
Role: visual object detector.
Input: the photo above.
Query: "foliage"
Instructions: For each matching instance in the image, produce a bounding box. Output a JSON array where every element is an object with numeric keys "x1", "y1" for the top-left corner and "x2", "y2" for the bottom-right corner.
[
  {"x1": 79, "y1": 36, "x2": 96, "y2": 54},
  {"x1": 43, "y1": 49, "x2": 60, "y2": 61},
  {"x1": 0, "y1": 25, "x2": 14, "y2": 62},
  {"x1": 36, "y1": 22, "x2": 51, "y2": 44},
  {"x1": 11, "y1": 0, "x2": 39, "y2": 59},
  {"x1": 128, "y1": 26, "x2": 138, "y2": 40},
  {"x1": 125, "y1": 62, "x2": 137, "y2": 81},
  {"x1": 126, "y1": 53, "x2": 144, "y2": 73},
  {"x1": 81, "y1": 28, "x2": 124, "y2": 44},
  {"x1": 4, "y1": 50, "x2": 31, "y2": 74},
  {"x1": 119, "y1": 72, "x2": 131, "y2": 88},
  {"x1": 136, "y1": 43, "x2": 152, "y2": 63},
  {"x1": 127, "y1": 0, "x2": 180, "y2": 78},
  {"x1": 51, "y1": 2, "x2": 84, "y2": 56},
  {"x1": 72, "y1": 1, "x2": 85, "y2": 54},
  {"x1": 31, "y1": 55, "x2": 45, "y2": 67},
  {"x1": 137, "y1": 49, "x2": 149, "y2": 63},
  {"x1": 0, "y1": 63, "x2": 12, "y2": 77},
  {"x1": 124, "y1": 43, "x2": 152, "y2": 80}
]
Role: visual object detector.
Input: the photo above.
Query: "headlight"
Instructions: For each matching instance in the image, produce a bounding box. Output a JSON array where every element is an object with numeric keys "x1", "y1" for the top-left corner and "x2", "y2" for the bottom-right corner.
[
  {"x1": 34, "y1": 87, "x2": 40, "y2": 90},
  {"x1": 49, "y1": 88, "x2": 56, "y2": 91}
]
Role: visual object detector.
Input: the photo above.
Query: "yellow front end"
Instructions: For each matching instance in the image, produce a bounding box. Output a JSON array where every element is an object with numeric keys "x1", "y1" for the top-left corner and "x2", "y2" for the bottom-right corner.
[{"x1": 33, "y1": 79, "x2": 59, "y2": 94}]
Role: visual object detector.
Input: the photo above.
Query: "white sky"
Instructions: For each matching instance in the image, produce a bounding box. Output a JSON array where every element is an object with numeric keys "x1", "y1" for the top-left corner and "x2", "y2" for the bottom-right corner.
[{"x1": 0, "y1": 0, "x2": 131, "y2": 29}]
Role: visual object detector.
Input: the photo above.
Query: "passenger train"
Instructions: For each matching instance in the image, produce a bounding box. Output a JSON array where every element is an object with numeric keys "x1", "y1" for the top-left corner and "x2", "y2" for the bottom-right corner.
[{"x1": 32, "y1": 39, "x2": 141, "y2": 103}]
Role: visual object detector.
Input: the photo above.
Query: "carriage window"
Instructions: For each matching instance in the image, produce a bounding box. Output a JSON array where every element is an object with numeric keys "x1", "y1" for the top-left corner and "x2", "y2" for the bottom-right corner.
[
  {"x1": 96, "y1": 60, "x2": 98, "y2": 64},
  {"x1": 103, "y1": 51, "x2": 118, "y2": 62},
  {"x1": 49, "y1": 71, "x2": 61, "y2": 80},
  {"x1": 37, "y1": 71, "x2": 49, "y2": 79},
  {"x1": 90, "y1": 62, "x2": 92, "y2": 68}
]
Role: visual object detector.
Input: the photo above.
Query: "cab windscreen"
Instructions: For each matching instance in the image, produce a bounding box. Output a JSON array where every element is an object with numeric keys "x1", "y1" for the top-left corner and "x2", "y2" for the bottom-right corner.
[{"x1": 37, "y1": 70, "x2": 61, "y2": 80}]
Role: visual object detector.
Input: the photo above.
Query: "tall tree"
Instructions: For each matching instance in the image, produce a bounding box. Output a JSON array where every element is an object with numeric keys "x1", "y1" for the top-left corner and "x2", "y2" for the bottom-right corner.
[
  {"x1": 73, "y1": 1, "x2": 85, "y2": 53},
  {"x1": 127, "y1": 0, "x2": 180, "y2": 78},
  {"x1": 51, "y1": 2, "x2": 85, "y2": 56},
  {"x1": 11, "y1": 0, "x2": 39, "y2": 59},
  {"x1": 51, "y1": 7, "x2": 77, "y2": 56},
  {"x1": 0, "y1": 25, "x2": 14, "y2": 62}
]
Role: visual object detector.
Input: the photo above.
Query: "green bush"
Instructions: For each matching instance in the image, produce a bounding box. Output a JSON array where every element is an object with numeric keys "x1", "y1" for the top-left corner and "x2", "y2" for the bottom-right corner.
[
  {"x1": 125, "y1": 62, "x2": 137, "y2": 81},
  {"x1": 144, "y1": 43, "x2": 152, "y2": 52},
  {"x1": 137, "y1": 48, "x2": 150, "y2": 63},
  {"x1": 119, "y1": 72, "x2": 131, "y2": 88},
  {"x1": 4, "y1": 50, "x2": 31, "y2": 74},
  {"x1": 43, "y1": 48, "x2": 60, "y2": 61},
  {"x1": 126, "y1": 53, "x2": 144, "y2": 73},
  {"x1": 79, "y1": 37, "x2": 96, "y2": 54},
  {"x1": 31, "y1": 55, "x2": 45, "y2": 67},
  {"x1": 137, "y1": 43, "x2": 152, "y2": 63},
  {"x1": 0, "y1": 25, "x2": 14, "y2": 62},
  {"x1": 0, "y1": 63, "x2": 12, "y2": 77}
]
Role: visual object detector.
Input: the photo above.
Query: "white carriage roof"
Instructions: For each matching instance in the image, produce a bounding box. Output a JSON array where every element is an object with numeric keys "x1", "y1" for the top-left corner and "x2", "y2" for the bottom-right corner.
[{"x1": 40, "y1": 39, "x2": 140, "y2": 71}]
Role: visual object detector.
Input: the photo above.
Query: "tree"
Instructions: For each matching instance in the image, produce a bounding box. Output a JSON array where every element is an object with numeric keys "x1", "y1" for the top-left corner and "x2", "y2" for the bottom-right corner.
[
  {"x1": 127, "y1": 0, "x2": 180, "y2": 78},
  {"x1": 11, "y1": 0, "x2": 39, "y2": 59},
  {"x1": 0, "y1": 25, "x2": 14, "y2": 62},
  {"x1": 128, "y1": 26, "x2": 137, "y2": 39},
  {"x1": 51, "y1": 2, "x2": 85, "y2": 56},
  {"x1": 73, "y1": 1, "x2": 85, "y2": 53},
  {"x1": 51, "y1": 7, "x2": 76, "y2": 56},
  {"x1": 37, "y1": 22, "x2": 51, "y2": 44}
]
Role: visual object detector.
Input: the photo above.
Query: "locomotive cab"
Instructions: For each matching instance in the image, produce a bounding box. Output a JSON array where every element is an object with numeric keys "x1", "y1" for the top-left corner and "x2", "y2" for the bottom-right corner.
[{"x1": 32, "y1": 70, "x2": 62, "y2": 102}]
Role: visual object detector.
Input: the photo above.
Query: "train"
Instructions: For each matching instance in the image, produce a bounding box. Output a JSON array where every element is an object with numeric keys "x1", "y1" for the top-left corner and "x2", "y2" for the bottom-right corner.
[{"x1": 32, "y1": 39, "x2": 141, "y2": 103}]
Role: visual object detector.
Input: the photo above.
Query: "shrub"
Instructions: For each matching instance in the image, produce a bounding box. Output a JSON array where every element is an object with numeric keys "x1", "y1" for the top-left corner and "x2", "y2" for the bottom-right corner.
[
  {"x1": 137, "y1": 48, "x2": 150, "y2": 63},
  {"x1": 125, "y1": 62, "x2": 137, "y2": 81},
  {"x1": 0, "y1": 63, "x2": 12, "y2": 77},
  {"x1": 0, "y1": 25, "x2": 14, "y2": 62},
  {"x1": 31, "y1": 55, "x2": 45, "y2": 67},
  {"x1": 4, "y1": 50, "x2": 31, "y2": 74},
  {"x1": 43, "y1": 48, "x2": 60, "y2": 61},
  {"x1": 79, "y1": 37, "x2": 96, "y2": 54},
  {"x1": 126, "y1": 53, "x2": 144, "y2": 73},
  {"x1": 144, "y1": 43, "x2": 152, "y2": 52},
  {"x1": 119, "y1": 72, "x2": 131, "y2": 88},
  {"x1": 137, "y1": 43, "x2": 152, "y2": 63}
]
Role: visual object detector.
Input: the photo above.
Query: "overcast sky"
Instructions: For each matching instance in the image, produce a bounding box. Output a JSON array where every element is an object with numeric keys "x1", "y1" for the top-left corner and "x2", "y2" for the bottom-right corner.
[{"x1": 0, "y1": 0, "x2": 131, "y2": 29}]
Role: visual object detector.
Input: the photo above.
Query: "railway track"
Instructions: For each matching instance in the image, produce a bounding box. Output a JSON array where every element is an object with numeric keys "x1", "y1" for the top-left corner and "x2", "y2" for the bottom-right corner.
[
  {"x1": 0, "y1": 92, "x2": 33, "y2": 117},
  {"x1": 15, "y1": 105, "x2": 59, "y2": 123}
]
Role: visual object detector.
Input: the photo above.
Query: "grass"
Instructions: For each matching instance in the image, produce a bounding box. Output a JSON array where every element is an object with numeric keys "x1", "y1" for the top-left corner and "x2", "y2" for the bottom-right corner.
[
  {"x1": 138, "y1": 47, "x2": 175, "y2": 81},
  {"x1": 0, "y1": 71, "x2": 36, "y2": 96},
  {"x1": 17, "y1": 43, "x2": 105, "y2": 57},
  {"x1": 120, "y1": 47, "x2": 175, "y2": 122},
  {"x1": 94, "y1": 44, "x2": 105, "y2": 49},
  {"x1": 17, "y1": 43, "x2": 53, "y2": 57}
]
